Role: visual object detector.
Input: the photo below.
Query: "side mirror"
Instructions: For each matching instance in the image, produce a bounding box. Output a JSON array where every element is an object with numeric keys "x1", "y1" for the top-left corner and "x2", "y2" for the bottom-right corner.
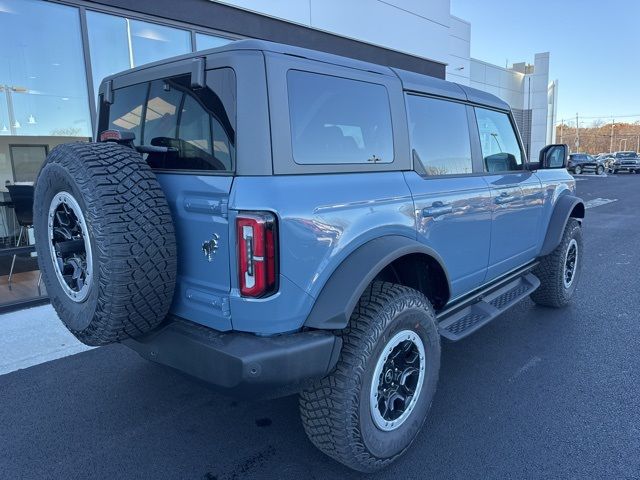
[{"x1": 539, "y1": 144, "x2": 568, "y2": 169}]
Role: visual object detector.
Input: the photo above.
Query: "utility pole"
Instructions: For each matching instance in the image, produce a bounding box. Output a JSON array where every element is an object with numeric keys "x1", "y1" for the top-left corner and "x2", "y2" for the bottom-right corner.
[
  {"x1": 560, "y1": 119, "x2": 564, "y2": 143},
  {"x1": 610, "y1": 119, "x2": 615, "y2": 153},
  {"x1": 637, "y1": 135, "x2": 639, "y2": 153},
  {"x1": 575, "y1": 113, "x2": 580, "y2": 151}
]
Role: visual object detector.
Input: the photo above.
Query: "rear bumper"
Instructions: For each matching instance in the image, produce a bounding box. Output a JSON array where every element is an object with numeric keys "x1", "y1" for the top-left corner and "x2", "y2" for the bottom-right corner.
[{"x1": 123, "y1": 318, "x2": 341, "y2": 397}]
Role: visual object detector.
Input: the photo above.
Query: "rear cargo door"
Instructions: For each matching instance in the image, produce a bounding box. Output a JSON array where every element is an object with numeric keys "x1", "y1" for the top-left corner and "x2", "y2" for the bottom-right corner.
[{"x1": 102, "y1": 63, "x2": 237, "y2": 330}]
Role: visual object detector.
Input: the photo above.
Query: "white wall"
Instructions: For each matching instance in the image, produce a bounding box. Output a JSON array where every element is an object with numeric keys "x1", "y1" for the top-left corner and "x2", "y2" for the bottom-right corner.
[
  {"x1": 527, "y1": 52, "x2": 550, "y2": 158},
  {"x1": 446, "y1": 15, "x2": 470, "y2": 85},
  {"x1": 469, "y1": 59, "x2": 525, "y2": 108},
  {"x1": 211, "y1": 0, "x2": 451, "y2": 64}
]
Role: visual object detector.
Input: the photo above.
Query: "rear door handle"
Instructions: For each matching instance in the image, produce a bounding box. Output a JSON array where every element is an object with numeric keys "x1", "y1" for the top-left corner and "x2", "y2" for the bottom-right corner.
[
  {"x1": 422, "y1": 202, "x2": 453, "y2": 217},
  {"x1": 495, "y1": 192, "x2": 518, "y2": 205}
]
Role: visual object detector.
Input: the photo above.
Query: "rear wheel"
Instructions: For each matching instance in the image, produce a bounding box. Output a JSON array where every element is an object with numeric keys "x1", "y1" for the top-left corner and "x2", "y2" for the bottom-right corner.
[
  {"x1": 596, "y1": 165, "x2": 604, "y2": 175},
  {"x1": 574, "y1": 165, "x2": 582, "y2": 175},
  {"x1": 531, "y1": 219, "x2": 582, "y2": 308},
  {"x1": 300, "y1": 282, "x2": 440, "y2": 472},
  {"x1": 34, "y1": 142, "x2": 177, "y2": 346}
]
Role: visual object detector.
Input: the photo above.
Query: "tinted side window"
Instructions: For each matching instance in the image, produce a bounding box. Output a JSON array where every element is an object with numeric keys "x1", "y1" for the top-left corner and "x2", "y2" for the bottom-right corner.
[
  {"x1": 107, "y1": 82, "x2": 148, "y2": 146},
  {"x1": 406, "y1": 95, "x2": 472, "y2": 175},
  {"x1": 105, "y1": 68, "x2": 236, "y2": 172},
  {"x1": 475, "y1": 108, "x2": 523, "y2": 172},
  {"x1": 287, "y1": 70, "x2": 394, "y2": 165}
]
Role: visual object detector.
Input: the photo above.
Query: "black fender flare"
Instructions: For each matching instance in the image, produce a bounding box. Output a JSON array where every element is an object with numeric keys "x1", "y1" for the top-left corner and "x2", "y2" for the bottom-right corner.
[
  {"x1": 540, "y1": 195, "x2": 585, "y2": 256},
  {"x1": 304, "y1": 235, "x2": 450, "y2": 330}
]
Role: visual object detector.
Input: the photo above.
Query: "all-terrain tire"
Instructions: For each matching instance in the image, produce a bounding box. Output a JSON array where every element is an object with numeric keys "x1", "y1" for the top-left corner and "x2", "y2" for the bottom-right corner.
[
  {"x1": 34, "y1": 142, "x2": 177, "y2": 346},
  {"x1": 299, "y1": 282, "x2": 440, "y2": 472},
  {"x1": 530, "y1": 219, "x2": 582, "y2": 308}
]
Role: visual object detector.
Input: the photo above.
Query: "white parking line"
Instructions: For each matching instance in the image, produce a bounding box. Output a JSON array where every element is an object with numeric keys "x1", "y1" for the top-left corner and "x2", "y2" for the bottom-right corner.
[
  {"x1": 584, "y1": 198, "x2": 618, "y2": 209},
  {"x1": 0, "y1": 305, "x2": 93, "y2": 376},
  {"x1": 509, "y1": 356, "x2": 542, "y2": 383},
  {"x1": 572, "y1": 174, "x2": 609, "y2": 180}
]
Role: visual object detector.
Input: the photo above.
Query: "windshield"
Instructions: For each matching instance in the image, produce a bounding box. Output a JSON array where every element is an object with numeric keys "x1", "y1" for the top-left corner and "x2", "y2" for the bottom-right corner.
[{"x1": 616, "y1": 152, "x2": 636, "y2": 158}]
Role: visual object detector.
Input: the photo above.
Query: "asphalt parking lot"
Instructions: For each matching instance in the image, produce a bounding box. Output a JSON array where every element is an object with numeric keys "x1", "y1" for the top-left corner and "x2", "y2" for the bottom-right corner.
[{"x1": 1, "y1": 173, "x2": 639, "y2": 480}]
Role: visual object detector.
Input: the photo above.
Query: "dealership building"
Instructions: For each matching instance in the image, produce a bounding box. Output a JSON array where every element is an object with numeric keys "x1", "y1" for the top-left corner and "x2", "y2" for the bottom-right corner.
[{"x1": 0, "y1": 0, "x2": 558, "y2": 309}]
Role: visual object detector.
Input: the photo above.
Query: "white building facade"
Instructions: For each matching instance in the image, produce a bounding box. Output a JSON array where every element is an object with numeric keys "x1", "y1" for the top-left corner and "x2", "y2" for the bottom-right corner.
[{"x1": 215, "y1": 0, "x2": 558, "y2": 160}]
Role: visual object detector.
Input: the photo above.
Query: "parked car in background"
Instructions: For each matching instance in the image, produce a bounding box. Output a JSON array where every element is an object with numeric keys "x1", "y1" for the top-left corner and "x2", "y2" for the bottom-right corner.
[
  {"x1": 611, "y1": 151, "x2": 640, "y2": 174},
  {"x1": 568, "y1": 153, "x2": 606, "y2": 175},
  {"x1": 594, "y1": 153, "x2": 615, "y2": 171}
]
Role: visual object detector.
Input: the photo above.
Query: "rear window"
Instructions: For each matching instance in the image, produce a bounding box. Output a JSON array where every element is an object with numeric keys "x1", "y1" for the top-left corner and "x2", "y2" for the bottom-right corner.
[
  {"x1": 287, "y1": 70, "x2": 394, "y2": 165},
  {"x1": 103, "y1": 68, "x2": 236, "y2": 172},
  {"x1": 107, "y1": 83, "x2": 147, "y2": 144}
]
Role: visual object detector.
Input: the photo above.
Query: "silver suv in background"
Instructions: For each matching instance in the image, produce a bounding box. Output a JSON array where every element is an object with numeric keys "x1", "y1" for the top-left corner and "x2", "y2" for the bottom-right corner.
[{"x1": 611, "y1": 151, "x2": 640, "y2": 174}]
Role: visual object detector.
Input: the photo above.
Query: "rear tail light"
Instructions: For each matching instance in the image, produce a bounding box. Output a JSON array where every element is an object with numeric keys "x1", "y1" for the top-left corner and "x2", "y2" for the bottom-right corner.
[{"x1": 236, "y1": 212, "x2": 278, "y2": 297}]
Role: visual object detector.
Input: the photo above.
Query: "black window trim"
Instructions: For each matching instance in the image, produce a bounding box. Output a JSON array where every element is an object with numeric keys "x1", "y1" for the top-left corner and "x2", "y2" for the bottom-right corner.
[{"x1": 266, "y1": 52, "x2": 410, "y2": 175}]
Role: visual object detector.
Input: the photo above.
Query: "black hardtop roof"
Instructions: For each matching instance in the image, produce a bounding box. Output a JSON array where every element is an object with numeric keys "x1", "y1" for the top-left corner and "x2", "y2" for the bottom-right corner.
[{"x1": 104, "y1": 38, "x2": 509, "y2": 111}]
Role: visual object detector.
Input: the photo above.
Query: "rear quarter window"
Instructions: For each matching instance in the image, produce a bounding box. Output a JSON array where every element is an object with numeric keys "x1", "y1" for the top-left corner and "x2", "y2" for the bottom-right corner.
[{"x1": 287, "y1": 70, "x2": 394, "y2": 165}]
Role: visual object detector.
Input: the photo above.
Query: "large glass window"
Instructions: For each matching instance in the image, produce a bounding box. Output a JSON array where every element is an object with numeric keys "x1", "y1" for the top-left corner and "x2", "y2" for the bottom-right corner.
[
  {"x1": 287, "y1": 71, "x2": 394, "y2": 165},
  {"x1": 406, "y1": 95, "x2": 472, "y2": 175},
  {"x1": 0, "y1": 0, "x2": 92, "y2": 305},
  {"x1": 86, "y1": 11, "x2": 131, "y2": 104},
  {"x1": 129, "y1": 20, "x2": 191, "y2": 67},
  {"x1": 475, "y1": 108, "x2": 524, "y2": 172},
  {"x1": 195, "y1": 33, "x2": 233, "y2": 51},
  {"x1": 0, "y1": 0, "x2": 92, "y2": 139}
]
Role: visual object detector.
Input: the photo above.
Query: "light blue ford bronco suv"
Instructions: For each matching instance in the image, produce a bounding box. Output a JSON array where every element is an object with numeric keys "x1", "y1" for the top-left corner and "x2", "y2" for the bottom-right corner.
[{"x1": 34, "y1": 40, "x2": 584, "y2": 472}]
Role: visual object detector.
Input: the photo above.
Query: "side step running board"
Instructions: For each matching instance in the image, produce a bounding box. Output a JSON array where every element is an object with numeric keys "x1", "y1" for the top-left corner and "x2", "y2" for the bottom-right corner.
[{"x1": 438, "y1": 273, "x2": 540, "y2": 341}]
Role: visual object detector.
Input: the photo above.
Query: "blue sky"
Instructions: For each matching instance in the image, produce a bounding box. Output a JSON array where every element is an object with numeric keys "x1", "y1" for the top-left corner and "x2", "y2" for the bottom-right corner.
[{"x1": 451, "y1": 0, "x2": 640, "y2": 124}]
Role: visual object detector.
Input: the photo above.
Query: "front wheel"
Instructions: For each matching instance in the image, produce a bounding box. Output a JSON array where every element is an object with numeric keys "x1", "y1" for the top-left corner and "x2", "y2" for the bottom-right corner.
[
  {"x1": 596, "y1": 165, "x2": 604, "y2": 175},
  {"x1": 574, "y1": 165, "x2": 582, "y2": 175},
  {"x1": 531, "y1": 219, "x2": 582, "y2": 308},
  {"x1": 299, "y1": 282, "x2": 440, "y2": 472}
]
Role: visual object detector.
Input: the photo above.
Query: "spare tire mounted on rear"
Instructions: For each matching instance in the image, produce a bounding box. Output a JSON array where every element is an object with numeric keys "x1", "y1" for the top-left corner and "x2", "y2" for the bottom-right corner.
[{"x1": 34, "y1": 142, "x2": 177, "y2": 346}]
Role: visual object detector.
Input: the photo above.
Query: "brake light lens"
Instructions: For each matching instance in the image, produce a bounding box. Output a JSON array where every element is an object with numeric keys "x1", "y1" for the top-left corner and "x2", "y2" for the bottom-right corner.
[{"x1": 237, "y1": 212, "x2": 278, "y2": 297}]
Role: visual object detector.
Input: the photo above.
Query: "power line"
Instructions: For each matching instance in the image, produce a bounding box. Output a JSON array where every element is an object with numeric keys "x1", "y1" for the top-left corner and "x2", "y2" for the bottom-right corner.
[{"x1": 555, "y1": 113, "x2": 640, "y2": 124}]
